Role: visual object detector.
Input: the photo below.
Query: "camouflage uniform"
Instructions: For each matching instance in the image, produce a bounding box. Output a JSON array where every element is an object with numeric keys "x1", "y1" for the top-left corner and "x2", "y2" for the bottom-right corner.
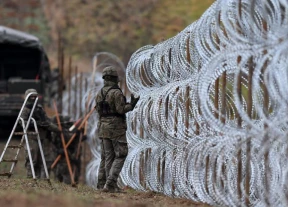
[
  {"x1": 44, "y1": 131, "x2": 57, "y2": 178},
  {"x1": 95, "y1": 66, "x2": 139, "y2": 192},
  {"x1": 52, "y1": 116, "x2": 82, "y2": 184},
  {"x1": 96, "y1": 139, "x2": 106, "y2": 189},
  {"x1": 21, "y1": 89, "x2": 60, "y2": 178}
]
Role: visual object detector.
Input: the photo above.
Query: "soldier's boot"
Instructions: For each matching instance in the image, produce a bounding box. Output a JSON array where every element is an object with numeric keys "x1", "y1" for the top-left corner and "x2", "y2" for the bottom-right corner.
[
  {"x1": 114, "y1": 184, "x2": 126, "y2": 193},
  {"x1": 26, "y1": 166, "x2": 41, "y2": 179},
  {"x1": 97, "y1": 181, "x2": 106, "y2": 190},
  {"x1": 25, "y1": 158, "x2": 33, "y2": 178},
  {"x1": 26, "y1": 162, "x2": 38, "y2": 179},
  {"x1": 40, "y1": 165, "x2": 50, "y2": 179},
  {"x1": 102, "y1": 182, "x2": 115, "y2": 193},
  {"x1": 26, "y1": 169, "x2": 33, "y2": 179}
]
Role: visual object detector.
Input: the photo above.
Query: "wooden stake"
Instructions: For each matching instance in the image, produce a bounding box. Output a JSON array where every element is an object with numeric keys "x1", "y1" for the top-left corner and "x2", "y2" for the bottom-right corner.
[
  {"x1": 245, "y1": 57, "x2": 253, "y2": 206},
  {"x1": 53, "y1": 101, "x2": 76, "y2": 186},
  {"x1": 68, "y1": 57, "x2": 72, "y2": 114},
  {"x1": 74, "y1": 66, "x2": 78, "y2": 119},
  {"x1": 237, "y1": 56, "x2": 243, "y2": 200},
  {"x1": 185, "y1": 86, "x2": 190, "y2": 139},
  {"x1": 51, "y1": 108, "x2": 95, "y2": 169},
  {"x1": 214, "y1": 78, "x2": 219, "y2": 119},
  {"x1": 79, "y1": 72, "x2": 83, "y2": 117},
  {"x1": 221, "y1": 71, "x2": 227, "y2": 124}
]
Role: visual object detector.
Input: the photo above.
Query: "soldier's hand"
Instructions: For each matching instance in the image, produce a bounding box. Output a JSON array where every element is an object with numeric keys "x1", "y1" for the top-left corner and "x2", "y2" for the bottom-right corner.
[
  {"x1": 131, "y1": 94, "x2": 140, "y2": 108},
  {"x1": 75, "y1": 128, "x2": 84, "y2": 136}
]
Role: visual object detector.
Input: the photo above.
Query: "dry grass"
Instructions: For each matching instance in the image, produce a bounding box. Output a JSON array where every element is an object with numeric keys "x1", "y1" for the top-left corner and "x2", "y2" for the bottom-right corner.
[
  {"x1": 0, "y1": 139, "x2": 26, "y2": 178},
  {"x1": 0, "y1": 179, "x2": 211, "y2": 207},
  {"x1": 0, "y1": 140, "x2": 211, "y2": 207}
]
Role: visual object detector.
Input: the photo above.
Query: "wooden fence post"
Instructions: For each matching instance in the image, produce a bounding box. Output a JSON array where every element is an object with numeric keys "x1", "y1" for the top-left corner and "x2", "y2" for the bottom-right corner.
[
  {"x1": 68, "y1": 57, "x2": 72, "y2": 115},
  {"x1": 237, "y1": 56, "x2": 243, "y2": 200},
  {"x1": 245, "y1": 57, "x2": 253, "y2": 206},
  {"x1": 74, "y1": 66, "x2": 78, "y2": 119}
]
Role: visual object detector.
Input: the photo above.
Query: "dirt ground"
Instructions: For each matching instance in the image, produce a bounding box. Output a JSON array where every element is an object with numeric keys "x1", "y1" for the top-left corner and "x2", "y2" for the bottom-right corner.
[
  {"x1": 0, "y1": 179, "x2": 211, "y2": 207},
  {"x1": 0, "y1": 140, "x2": 211, "y2": 207}
]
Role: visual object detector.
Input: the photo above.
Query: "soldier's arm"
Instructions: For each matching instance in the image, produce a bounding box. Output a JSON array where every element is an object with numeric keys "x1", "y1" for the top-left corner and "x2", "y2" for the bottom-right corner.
[
  {"x1": 94, "y1": 94, "x2": 101, "y2": 112},
  {"x1": 19, "y1": 107, "x2": 33, "y2": 128},
  {"x1": 38, "y1": 106, "x2": 60, "y2": 132},
  {"x1": 46, "y1": 120, "x2": 60, "y2": 132},
  {"x1": 114, "y1": 90, "x2": 133, "y2": 114},
  {"x1": 20, "y1": 107, "x2": 30, "y2": 120}
]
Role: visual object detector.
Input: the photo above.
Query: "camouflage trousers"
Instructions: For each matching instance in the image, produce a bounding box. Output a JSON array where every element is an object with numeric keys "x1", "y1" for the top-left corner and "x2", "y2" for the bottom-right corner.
[
  {"x1": 42, "y1": 138, "x2": 55, "y2": 176},
  {"x1": 101, "y1": 137, "x2": 128, "y2": 188},
  {"x1": 55, "y1": 160, "x2": 80, "y2": 184},
  {"x1": 97, "y1": 139, "x2": 106, "y2": 189},
  {"x1": 24, "y1": 137, "x2": 49, "y2": 179}
]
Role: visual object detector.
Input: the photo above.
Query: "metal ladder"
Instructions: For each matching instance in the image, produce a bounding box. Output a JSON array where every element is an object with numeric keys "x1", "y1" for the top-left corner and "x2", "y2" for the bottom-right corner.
[{"x1": 0, "y1": 92, "x2": 49, "y2": 180}]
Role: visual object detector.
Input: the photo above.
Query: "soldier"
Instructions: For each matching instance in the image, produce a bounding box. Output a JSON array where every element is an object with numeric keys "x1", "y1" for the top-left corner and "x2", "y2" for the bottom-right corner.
[
  {"x1": 21, "y1": 88, "x2": 60, "y2": 178},
  {"x1": 52, "y1": 115, "x2": 83, "y2": 184},
  {"x1": 95, "y1": 66, "x2": 139, "y2": 193}
]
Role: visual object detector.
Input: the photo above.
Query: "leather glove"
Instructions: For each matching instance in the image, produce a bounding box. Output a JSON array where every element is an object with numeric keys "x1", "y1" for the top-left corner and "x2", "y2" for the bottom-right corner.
[
  {"x1": 75, "y1": 128, "x2": 84, "y2": 136},
  {"x1": 75, "y1": 129, "x2": 81, "y2": 136},
  {"x1": 130, "y1": 94, "x2": 140, "y2": 108}
]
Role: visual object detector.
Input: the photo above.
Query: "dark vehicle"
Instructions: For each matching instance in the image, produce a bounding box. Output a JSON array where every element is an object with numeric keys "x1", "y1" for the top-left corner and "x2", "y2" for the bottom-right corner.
[{"x1": 0, "y1": 26, "x2": 52, "y2": 130}]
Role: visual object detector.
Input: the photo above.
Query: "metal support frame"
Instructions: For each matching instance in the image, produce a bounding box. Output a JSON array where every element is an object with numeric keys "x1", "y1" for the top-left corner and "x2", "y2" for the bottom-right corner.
[{"x1": 0, "y1": 92, "x2": 49, "y2": 180}]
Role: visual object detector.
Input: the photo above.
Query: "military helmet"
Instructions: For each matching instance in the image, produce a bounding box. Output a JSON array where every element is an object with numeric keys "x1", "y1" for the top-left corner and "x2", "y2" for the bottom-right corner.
[
  {"x1": 102, "y1": 66, "x2": 118, "y2": 78},
  {"x1": 25, "y1": 88, "x2": 38, "y2": 98}
]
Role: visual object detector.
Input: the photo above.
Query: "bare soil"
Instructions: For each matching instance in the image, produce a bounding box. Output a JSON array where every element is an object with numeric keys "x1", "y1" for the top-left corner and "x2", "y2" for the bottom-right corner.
[
  {"x1": 0, "y1": 179, "x2": 210, "y2": 207},
  {"x1": 0, "y1": 140, "x2": 211, "y2": 207}
]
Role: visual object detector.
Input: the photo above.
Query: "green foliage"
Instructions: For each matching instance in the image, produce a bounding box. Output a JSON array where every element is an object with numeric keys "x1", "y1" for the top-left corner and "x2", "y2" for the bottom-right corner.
[
  {"x1": 0, "y1": 0, "x2": 214, "y2": 65},
  {"x1": 0, "y1": 0, "x2": 50, "y2": 46},
  {"x1": 60, "y1": 0, "x2": 214, "y2": 64}
]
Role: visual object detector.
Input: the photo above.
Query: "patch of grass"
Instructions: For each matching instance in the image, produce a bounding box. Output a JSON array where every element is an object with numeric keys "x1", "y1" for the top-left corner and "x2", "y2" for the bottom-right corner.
[
  {"x1": 0, "y1": 137, "x2": 212, "y2": 207},
  {"x1": 0, "y1": 179, "x2": 95, "y2": 207},
  {"x1": 0, "y1": 140, "x2": 26, "y2": 178},
  {"x1": 0, "y1": 179, "x2": 211, "y2": 207}
]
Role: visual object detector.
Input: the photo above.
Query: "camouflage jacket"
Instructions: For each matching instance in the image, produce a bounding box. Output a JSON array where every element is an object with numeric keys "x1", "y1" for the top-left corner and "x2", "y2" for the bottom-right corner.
[
  {"x1": 51, "y1": 126, "x2": 80, "y2": 161},
  {"x1": 21, "y1": 104, "x2": 60, "y2": 133},
  {"x1": 95, "y1": 80, "x2": 132, "y2": 140}
]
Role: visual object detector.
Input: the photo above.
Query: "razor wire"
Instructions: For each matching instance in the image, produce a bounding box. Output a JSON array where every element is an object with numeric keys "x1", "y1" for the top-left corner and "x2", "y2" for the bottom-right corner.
[
  {"x1": 61, "y1": 0, "x2": 288, "y2": 206},
  {"x1": 123, "y1": 0, "x2": 288, "y2": 206}
]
